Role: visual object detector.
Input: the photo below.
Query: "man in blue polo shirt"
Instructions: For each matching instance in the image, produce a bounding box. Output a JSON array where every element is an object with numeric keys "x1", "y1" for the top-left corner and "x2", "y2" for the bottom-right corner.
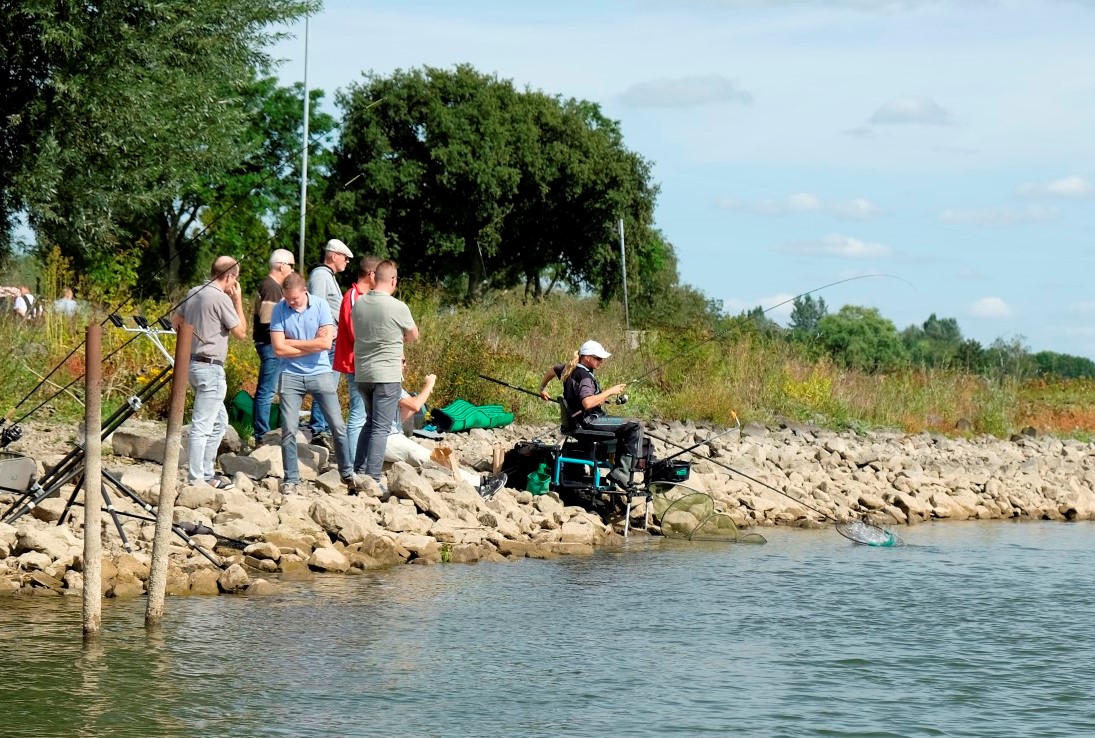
[{"x1": 270, "y1": 272, "x2": 352, "y2": 494}]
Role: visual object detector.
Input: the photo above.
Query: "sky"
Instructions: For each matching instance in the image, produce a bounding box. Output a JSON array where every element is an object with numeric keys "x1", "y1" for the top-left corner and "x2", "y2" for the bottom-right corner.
[{"x1": 271, "y1": 0, "x2": 1095, "y2": 358}]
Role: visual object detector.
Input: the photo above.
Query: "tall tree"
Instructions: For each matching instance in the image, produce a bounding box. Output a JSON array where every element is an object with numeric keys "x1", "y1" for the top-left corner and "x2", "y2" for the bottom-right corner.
[
  {"x1": 818, "y1": 305, "x2": 907, "y2": 371},
  {"x1": 789, "y1": 294, "x2": 828, "y2": 338},
  {"x1": 1, "y1": 0, "x2": 315, "y2": 289},
  {"x1": 332, "y1": 64, "x2": 659, "y2": 303}
]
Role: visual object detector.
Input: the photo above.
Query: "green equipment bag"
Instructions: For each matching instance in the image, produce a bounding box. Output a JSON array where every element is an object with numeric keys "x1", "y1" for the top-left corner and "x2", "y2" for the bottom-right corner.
[
  {"x1": 229, "y1": 390, "x2": 280, "y2": 431},
  {"x1": 431, "y1": 399, "x2": 514, "y2": 433}
]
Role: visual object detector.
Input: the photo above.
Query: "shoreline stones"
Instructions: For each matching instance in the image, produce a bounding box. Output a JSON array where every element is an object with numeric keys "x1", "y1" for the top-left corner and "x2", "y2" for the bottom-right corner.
[{"x1": 3, "y1": 418, "x2": 1095, "y2": 596}]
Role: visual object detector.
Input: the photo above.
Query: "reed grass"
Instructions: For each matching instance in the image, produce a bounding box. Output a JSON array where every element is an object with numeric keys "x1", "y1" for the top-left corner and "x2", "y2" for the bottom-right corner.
[{"x1": 4, "y1": 287, "x2": 1093, "y2": 440}]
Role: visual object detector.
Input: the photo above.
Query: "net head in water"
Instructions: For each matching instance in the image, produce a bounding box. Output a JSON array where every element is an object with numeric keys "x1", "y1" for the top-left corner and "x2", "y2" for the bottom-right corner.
[{"x1": 836, "y1": 519, "x2": 903, "y2": 547}]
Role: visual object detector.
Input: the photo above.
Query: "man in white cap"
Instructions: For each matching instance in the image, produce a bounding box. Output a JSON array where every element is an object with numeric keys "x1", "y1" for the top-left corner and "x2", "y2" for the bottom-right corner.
[
  {"x1": 538, "y1": 339, "x2": 642, "y2": 487},
  {"x1": 305, "y1": 238, "x2": 354, "y2": 447}
]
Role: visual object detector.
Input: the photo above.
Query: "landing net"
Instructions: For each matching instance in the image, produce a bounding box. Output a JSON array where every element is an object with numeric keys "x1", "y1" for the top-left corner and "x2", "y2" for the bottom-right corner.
[
  {"x1": 651, "y1": 483, "x2": 766, "y2": 544},
  {"x1": 835, "y1": 519, "x2": 903, "y2": 547}
]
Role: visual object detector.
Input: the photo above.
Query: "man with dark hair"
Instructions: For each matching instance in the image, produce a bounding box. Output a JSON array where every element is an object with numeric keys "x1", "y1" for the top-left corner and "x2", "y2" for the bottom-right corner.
[
  {"x1": 332, "y1": 255, "x2": 381, "y2": 463},
  {"x1": 173, "y1": 256, "x2": 247, "y2": 489},
  {"x1": 305, "y1": 238, "x2": 353, "y2": 448},
  {"x1": 251, "y1": 248, "x2": 295, "y2": 444},
  {"x1": 351, "y1": 260, "x2": 418, "y2": 492},
  {"x1": 271, "y1": 271, "x2": 353, "y2": 494}
]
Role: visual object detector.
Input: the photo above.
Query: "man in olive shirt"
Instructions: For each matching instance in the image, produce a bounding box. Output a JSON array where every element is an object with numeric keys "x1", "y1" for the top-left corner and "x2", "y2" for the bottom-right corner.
[{"x1": 351, "y1": 260, "x2": 418, "y2": 491}]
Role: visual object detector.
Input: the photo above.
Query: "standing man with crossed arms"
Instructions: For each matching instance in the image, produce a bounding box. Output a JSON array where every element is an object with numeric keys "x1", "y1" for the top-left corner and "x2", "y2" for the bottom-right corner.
[
  {"x1": 173, "y1": 256, "x2": 247, "y2": 489},
  {"x1": 352, "y1": 260, "x2": 418, "y2": 493}
]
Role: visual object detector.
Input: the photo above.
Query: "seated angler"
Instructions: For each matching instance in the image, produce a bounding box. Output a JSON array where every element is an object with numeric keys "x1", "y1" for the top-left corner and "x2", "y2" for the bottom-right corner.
[{"x1": 538, "y1": 340, "x2": 643, "y2": 487}]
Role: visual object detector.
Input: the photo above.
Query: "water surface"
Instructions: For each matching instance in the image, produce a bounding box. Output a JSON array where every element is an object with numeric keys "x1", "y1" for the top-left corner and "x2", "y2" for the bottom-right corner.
[{"x1": 2, "y1": 520, "x2": 1093, "y2": 737}]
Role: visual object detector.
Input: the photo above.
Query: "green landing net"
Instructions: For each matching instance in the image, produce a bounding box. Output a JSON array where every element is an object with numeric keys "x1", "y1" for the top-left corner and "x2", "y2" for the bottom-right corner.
[{"x1": 651, "y1": 483, "x2": 766, "y2": 544}]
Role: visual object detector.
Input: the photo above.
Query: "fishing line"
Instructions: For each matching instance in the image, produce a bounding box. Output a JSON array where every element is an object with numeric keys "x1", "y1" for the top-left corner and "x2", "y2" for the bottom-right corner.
[
  {"x1": 646, "y1": 430, "x2": 902, "y2": 546},
  {"x1": 625, "y1": 273, "x2": 914, "y2": 387}
]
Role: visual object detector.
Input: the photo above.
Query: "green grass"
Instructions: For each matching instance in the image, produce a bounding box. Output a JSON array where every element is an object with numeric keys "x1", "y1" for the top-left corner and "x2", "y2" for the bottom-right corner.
[{"x1": 5, "y1": 289, "x2": 1095, "y2": 440}]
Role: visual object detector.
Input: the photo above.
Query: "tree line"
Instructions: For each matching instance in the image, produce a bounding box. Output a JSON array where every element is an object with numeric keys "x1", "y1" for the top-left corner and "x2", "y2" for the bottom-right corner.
[
  {"x1": 2, "y1": 2, "x2": 1088, "y2": 378},
  {"x1": 733, "y1": 294, "x2": 1095, "y2": 380}
]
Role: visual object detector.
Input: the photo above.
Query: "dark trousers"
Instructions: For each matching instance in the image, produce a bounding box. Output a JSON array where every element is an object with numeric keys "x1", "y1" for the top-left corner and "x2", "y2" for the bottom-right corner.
[{"x1": 581, "y1": 415, "x2": 642, "y2": 462}]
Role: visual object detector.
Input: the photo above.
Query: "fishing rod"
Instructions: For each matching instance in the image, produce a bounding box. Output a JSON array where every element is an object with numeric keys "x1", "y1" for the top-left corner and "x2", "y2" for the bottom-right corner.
[
  {"x1": 478, "y1": 374, "x2": 541, "y2": 399},
  {"x1": 646, "y1": 429, "x2": 900, "y2": 546},
  {"x1": 626, "y1": 274, "x2": 912, "y2": 386}
]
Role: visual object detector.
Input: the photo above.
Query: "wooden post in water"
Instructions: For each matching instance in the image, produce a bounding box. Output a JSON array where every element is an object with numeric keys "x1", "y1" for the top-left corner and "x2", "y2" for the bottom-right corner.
[
  {"x1": 145, "y1": 324, "x2": 191, "y2": 627},
  {"x1": 82, "y1": 324, "x2": 102, "y2": 638}
]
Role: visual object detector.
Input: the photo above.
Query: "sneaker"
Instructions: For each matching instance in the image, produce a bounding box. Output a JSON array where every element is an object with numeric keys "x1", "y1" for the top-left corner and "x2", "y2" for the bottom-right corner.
[
  {"x1": 209, "y1": 474, "x2": 235, "y2": 490},
  {"x1": 279, "y1": 481, "x2": 300, "y2": 495},
  {"x1": 342, "y1": 474, "x2": 361, "y2": 494},
  {"x1": 478, "y1": 472, "x2": 507, "y2": 499}
]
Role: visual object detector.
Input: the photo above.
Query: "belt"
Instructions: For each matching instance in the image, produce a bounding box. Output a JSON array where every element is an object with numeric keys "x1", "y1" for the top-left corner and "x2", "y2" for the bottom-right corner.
[{"x1": 190, "y1": 356, "x2": 224, "y2": 366}]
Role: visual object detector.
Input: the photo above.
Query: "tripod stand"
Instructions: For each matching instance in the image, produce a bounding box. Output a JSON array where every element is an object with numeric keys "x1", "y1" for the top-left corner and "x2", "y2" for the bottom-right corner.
[{"x1": 1, "y1": 319, "x2": 223, "y2": 569}]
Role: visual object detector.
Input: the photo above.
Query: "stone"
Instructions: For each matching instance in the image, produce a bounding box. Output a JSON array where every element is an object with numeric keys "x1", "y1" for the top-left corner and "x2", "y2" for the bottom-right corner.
[
  {"x1": 246, "y1": 578, "x2": 282, "y2": 595},
  {"x1": 308, "y1": 546, "x2": 350, "y2": 573},
  {"x1": 387, "y1": 462, "x2": 455, "y2": 519},
  {"x1": 218, "y1": 453, "x2": 273, "y2": 480},
  {"x1": 243, "y1": 541, "x2": 281, "y2": 561},
  {"x1": 189, "y1": 568, "x2": 221, "y2": 595},
  {"x1": 29, "y1": 498, "x2": 68, "y2": 523},
  {"x1": 218, "y1": 563, "x2": 251, "y2": 593}
]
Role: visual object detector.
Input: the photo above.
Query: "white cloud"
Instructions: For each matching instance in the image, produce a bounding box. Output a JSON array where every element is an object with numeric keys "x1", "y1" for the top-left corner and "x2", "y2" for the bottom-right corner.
[
  {"x1": 969, "y1": 297, "x2": 1012, "y2": 318},
  {"x1": 1017, "y1": 175, "x2": 1093, "y2": 198},
  {"x1": 867, "y1": 96, "x2": 954, "y2": 126},
  {"x1": 618, "y1": 74, "x2": 753, "y2": 108},
  {"x1": 773, "y1": 232, "x2": 891, "y2": 258},
  {"x1": 719, "y1": 193, "x2": 884, "y2": 219},
  {"x1": 939, "y1": 204, "x2": 1060, "y2": 226}
]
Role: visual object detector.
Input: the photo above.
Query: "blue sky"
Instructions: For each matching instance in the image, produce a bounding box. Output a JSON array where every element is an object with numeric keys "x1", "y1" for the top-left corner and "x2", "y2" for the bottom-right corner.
[{"x1": 271, "y1": 0, "x2": 1095, "y2": 357}]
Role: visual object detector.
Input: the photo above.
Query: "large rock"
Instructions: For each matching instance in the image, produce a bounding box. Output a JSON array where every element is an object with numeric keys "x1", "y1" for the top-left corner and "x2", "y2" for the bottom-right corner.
[
  {"x1": 16, "y1": 523, "x2": 81, "y2": 560},
  {"x1": 387, "y1": 462, "x2": 456, "y2": 519},
  {"x1": 218, "y1": 453, "x2": 273, "y2": 480},
  {"x1": 308, "y1": 546, "x2": 350, "y2": 573}
]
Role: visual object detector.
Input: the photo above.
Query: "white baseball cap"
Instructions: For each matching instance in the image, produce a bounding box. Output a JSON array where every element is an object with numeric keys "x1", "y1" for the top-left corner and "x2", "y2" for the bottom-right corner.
[
  {"x1": 325, "y1": 238, "x2": 353, "y2": 258},
  {"x1": 578, "y1": 340, "x2": 612, "y2": 359}
]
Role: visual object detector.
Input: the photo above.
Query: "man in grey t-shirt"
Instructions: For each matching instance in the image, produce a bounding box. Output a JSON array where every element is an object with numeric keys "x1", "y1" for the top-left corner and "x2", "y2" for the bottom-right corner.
[
  {"x1": 351, "y1": 259, "x2": 418, "y2": 491},
  {"x1": 305, "y1": 238, "x2": 353, "y2": 447},
  {"x1": 172, "y1": 256, "x2": 247, "y2": 488}
]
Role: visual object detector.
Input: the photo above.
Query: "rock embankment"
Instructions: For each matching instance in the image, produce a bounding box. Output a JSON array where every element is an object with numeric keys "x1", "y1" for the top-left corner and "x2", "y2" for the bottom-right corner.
[{"x1": 2, "y1": 418, "x2": 1094, "y2": 597}]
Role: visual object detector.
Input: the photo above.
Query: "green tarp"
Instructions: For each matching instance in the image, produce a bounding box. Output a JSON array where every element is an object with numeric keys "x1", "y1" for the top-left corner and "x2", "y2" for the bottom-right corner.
[{"x1": 432, "y1": 399, "x2": 514, "y2": 433}]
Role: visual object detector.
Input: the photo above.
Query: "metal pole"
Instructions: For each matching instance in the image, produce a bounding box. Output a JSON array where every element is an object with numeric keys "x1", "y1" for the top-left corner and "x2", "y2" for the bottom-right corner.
[
  {"x1": 297, "y1": 14, "x2": 310, "y2": 275},
  {"x1": 619, "y1": 218, "x2": 630, "y2": 333},
  {"x1": 82, "y1": 324, "x2": 102, "y2": 638},
  {"x1": 145, "y1": 324, "x2": 192, "y2": 627}
]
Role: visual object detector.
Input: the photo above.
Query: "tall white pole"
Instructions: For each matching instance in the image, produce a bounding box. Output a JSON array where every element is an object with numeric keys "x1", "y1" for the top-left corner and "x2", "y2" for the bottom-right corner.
[
  {"x1": 297, "y1": 15, "x2": 310, "y2": 275},
  {"x1": 619, "y1": 218, "x2": 630, "y2": 333}
]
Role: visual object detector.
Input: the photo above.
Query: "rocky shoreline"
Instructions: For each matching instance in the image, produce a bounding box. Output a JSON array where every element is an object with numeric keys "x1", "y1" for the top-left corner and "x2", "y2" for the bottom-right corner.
[{"x1": 2, "y1": 417, "x2": 1094, "y2": 597}]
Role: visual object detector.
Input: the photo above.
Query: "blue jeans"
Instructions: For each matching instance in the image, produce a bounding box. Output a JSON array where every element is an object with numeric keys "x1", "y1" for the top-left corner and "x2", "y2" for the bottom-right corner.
[
  {"x1": 308, "y1": 347, "x2": 337, "y2": 435},
  {"x1": 278, "y1": 371, "x2": 351, "y2": 483},
  {"x1": 355, "y1": 381, "x2": 401, "y2": 483},
  {"x1": 253, "y1": 342, "x2": 280, "y2": 440},
  {"x1": 344, "y1": 372, "x2": 366, "y2": 461},
  {"x1": 187, "y1": 361, "x2": 228, "y2": 484}
]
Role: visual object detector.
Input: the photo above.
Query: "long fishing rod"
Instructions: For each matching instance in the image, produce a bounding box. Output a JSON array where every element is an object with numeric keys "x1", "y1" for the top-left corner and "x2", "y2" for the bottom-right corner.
[
  {"x1": 627, "y1": 274, "x2": 912, "y2": 386},
  {"x1": 647, "y1": 430, "x2": 900, "y2": 546},
  {"x1": 478, "y1": 374, "x2": 541, "y2": 399}
]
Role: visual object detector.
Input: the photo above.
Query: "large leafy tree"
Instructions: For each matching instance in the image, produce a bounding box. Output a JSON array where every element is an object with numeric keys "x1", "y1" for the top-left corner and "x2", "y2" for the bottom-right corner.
[
  {"x1": 789, "y1": 294, "x2": 828, "y2": 339},
  {"x1": 1, "y1": 0, "x2": 315, "y2": 288},
  {"x1": 332, "y1": 64, "x2": 660, "y2": 303},
  {"x1": 902, "y1": 313, "x2": 964, "y2": 367},
  {"x1": 818, "y1": 305, "x2": 907, "y2": 371}
]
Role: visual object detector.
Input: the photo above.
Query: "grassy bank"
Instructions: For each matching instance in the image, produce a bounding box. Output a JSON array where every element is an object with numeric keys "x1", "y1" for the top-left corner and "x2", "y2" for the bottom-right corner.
[{"x1": 4, "y1": 292, "x2": 1095, "y2": 440}]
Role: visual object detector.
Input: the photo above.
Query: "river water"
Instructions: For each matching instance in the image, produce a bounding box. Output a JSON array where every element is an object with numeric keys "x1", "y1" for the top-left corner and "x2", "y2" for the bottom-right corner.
[{"x1": 2, "y1": 520, "x2": 1094, "y2": 738}]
